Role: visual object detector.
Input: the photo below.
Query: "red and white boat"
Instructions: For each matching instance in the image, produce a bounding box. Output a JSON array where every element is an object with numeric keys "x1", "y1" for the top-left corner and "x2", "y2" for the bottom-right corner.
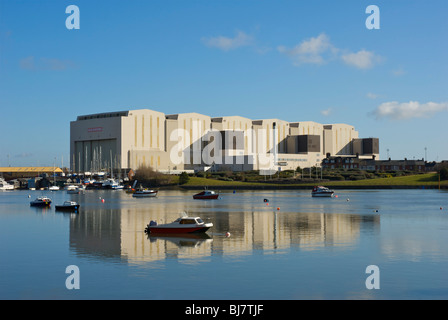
[
  {"x1": 193, "y1": 190, "x2": 219, "y2": 200},
  {"x1": 144, "y1": 215, "x2": 213, "y2": 234},
  {"x1": 311, "y1": 186, "x2": 335, "y2": 197}
]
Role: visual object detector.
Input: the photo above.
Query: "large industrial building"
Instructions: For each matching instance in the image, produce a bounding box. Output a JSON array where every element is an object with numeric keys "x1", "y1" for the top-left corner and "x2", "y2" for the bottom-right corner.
[{"x1": 70, "y1": 108, "x2": 379, "y2": 174}]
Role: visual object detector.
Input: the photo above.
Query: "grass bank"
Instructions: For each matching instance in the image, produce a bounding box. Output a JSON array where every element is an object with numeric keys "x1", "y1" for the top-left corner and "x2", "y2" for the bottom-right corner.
[{"x1": 179, "y1": 173, "x2": 448, "y2": 190}]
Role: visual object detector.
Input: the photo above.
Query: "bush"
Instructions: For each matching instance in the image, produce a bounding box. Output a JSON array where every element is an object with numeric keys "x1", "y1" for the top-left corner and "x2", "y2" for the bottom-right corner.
[
  {"x1": 179, "y1": 172, "x2": 190, "y2": 185},
  {"x1": 440, "y1": 167, "x2": 448, "y2": 180}
]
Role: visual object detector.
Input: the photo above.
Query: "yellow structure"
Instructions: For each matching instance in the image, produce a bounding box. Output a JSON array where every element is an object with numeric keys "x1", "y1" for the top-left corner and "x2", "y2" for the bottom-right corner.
[{"x1": 0, "y1": 167, "x2": 63, "y2": 178}]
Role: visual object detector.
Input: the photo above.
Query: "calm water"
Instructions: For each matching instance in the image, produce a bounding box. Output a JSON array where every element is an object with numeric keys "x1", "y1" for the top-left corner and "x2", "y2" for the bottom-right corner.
[{"x1": 1, "y1": 188, "x2": 448, "y2": 300}]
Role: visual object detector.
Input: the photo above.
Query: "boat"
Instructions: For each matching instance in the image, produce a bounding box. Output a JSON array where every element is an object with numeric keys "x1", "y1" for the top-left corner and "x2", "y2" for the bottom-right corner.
[
  {"x1": 30, "y1": 196, "x2": 52, "y2": 207},
  {"x1": 193, "y1": 190, "x2": 219, "y2": 200},
  {"x1": 144, "y1": 214, "x2": 213, "y2": 234},
  {"x1": 311, "y1": 186, "x2": 335, "y2": 197},
  {"x1": 66, "y1": 185, "x2": 80, "y2": 194},
  {"x1": 49, "y1": 185, "x2": 60, "y2": 191},
  {"x1": 55, "y1": 201, "x2": 80, "y2": 212},
  {"x1": 102, "y1": 178, "x2": 121, "y2": 189},
  {"x1": 0, "y1": 178, "x2": 14, "y2": 191},
  {"x1": 132, "y1": 189, "x2": 158, "y2": 198}
]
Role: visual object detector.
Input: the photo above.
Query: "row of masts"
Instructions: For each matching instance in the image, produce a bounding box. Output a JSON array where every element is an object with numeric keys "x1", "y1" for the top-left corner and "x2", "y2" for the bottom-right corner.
[{"x1": 71, "y1": 147, "x2": 122, "y2": 177}]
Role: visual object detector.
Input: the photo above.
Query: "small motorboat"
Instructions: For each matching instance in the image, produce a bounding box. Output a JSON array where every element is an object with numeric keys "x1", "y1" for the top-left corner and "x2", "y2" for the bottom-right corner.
[
  {"x1": 30, "y1": 196, "x2": 52, "y2": 207},
  {"x1": 144, "y1": 214, "x2": 213, "y2": 234},
  {"x1": 55, "y1": 201, "x2": 80, "y2": 212},
  {"x1": 311, "y1": 186, "x2": 335, "y2": 197},
  {"x1": 193, "y1": 190, "x2": 219, "y2": 200},
  {"x1": 48, "y1": 185, "x2": 60, "y2": 191},
  {"x1": 132, "y1": 189, "x2": 158, "y2": 198}
]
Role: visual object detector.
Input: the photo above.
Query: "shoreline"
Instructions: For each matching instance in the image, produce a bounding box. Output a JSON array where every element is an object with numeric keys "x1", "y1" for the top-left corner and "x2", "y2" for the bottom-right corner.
[{"x1": 177, "y1": 184, "x2": 447, "y2": 190}]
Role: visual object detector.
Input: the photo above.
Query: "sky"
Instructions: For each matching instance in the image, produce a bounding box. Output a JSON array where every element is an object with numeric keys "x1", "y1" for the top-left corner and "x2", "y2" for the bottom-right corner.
[{"x1": 0, "y1": 0, "x2": 447, "y2": 167}]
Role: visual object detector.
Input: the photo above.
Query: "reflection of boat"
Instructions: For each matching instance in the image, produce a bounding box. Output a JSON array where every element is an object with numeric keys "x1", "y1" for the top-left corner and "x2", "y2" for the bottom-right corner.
[
  {"x1": 144, "y1": 215, "x2": 213, "y2": 234},
  {"x1": 311, "y1": 186, "x2": 334, "y2": 197},
  {"x1": 0, "y1": 178, "x2": 14, "y2": 191},
  {"x1": 148, "y1": 233, "x2": 212, "y2": 248},
  {"x1": 193, "y1": 190, "x2": 219, "y2": 200},
  {"x1": 55, "y1": 201, "x2": 80, "y2": 212},
  {"x1": 132, "y1": 189, "x2": 158, "y2": 198},
  {"x1": 30, "y1": 196, "x2": 52, "y2": 207}
]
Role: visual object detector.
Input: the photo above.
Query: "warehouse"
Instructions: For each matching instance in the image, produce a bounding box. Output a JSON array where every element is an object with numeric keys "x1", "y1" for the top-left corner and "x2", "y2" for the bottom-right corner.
[{"x1": 70, "y1": 108, "x2": 378, "y2": 173}]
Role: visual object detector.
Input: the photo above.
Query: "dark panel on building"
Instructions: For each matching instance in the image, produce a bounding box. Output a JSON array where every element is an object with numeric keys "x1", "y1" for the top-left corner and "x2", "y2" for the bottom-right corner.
[
  {"x1": 298, "y1": 135, "x2": 320, "y2": 153},
  {"x1": 362, "y1": 138, "x2": 379, "y2": 154}
]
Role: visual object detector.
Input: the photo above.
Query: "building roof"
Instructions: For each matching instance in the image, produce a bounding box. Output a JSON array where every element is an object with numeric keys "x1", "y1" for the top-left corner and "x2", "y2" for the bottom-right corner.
[{"x1": 0, "y1": 167, "x2": 63, "y2": 173}]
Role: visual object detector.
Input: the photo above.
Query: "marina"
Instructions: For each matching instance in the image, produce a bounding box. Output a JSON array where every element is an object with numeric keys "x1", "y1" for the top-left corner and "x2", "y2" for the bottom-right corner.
[{"x1": 1, "y1": 188, "x2": 448, "y2": 300}]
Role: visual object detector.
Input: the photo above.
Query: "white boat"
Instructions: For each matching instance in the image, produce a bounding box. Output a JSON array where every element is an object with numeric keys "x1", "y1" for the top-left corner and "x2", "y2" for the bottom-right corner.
[
  {"x1": 0, "y1": 178, "x2": 14, "y2": 191},
  {"x1": 132, "y1": 189, "x2": 158, "y2": 198},
  {"x1": 144, "y1": 214, "x2": 213, "y2": 234},
  {"x1": 55, "y1": 200, "x2": 80, "y2": 212},
  {"x1": 66, "y1": 185, "x2": 81, "y2": 194},
  {"x1": 311, "y1": 186, "x2": 334, "y2": 197},
  {"x1": 102, "y1": 178, "x2": 123, "y2": 190},
  {"x1": 49, "y1": 185, "x2": 60, "y2": 191}
]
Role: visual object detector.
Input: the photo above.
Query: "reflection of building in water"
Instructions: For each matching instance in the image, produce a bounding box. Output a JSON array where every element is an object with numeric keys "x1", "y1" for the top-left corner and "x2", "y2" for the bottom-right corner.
[{"x1": 69, "y1": 201, "x2": 380, "y2": 264}]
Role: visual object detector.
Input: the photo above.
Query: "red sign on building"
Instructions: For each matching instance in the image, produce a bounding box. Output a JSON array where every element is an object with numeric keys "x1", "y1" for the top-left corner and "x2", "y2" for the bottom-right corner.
[{"x1": 88, "y1": 127, "x2": 103, "y2": 133}]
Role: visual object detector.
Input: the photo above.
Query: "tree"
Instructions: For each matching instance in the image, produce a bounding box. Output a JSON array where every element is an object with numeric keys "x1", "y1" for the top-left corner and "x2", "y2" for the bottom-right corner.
[
  {"x1": 179, "y1": 172, "x2": 190, "y2": 185},
  {"x1": 440, "y1": 167, "x2": 448, "y2": 180}
]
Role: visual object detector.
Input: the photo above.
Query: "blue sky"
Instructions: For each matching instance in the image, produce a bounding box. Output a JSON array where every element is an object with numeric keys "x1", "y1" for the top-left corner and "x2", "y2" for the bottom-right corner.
[{"x1": 0, "y1": 0, "x2": 447, "y2": 167}]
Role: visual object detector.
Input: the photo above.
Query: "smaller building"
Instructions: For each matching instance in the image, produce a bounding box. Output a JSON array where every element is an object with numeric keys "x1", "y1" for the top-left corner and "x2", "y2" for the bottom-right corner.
[
  {"x1": 322, "y1": 156, "x2": 426, "y2": 172},
  {"x1": 0, "y1": 167, "x2": 63, "y2": 179}
]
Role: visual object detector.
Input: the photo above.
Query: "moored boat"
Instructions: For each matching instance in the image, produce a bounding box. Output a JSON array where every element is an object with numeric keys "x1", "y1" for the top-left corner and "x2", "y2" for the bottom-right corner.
[
  {"x1": 132, "y1": 189, "x2": 158, "y2": 198},
  {"x1": 193, "y1": 190, "x2": 219, "y2": 200},
  {"x1": 55, "y1": 201, "x2": 80, "y2": 212},
  {"x1": 30, "y1": 196, "x2": 52, "y2": 207},
  {"x1": 0, "y1": 178, "x2": 14, "y2": 191},
  {"x1": 66, "y1": 185, "x2": 81, "y2": 194},
  {"x1": 144, "y1": 215, "x2": 213, "y2": 234},
  {"x1": 311, "y1": 186, "x2": 334, "y2": 197}
]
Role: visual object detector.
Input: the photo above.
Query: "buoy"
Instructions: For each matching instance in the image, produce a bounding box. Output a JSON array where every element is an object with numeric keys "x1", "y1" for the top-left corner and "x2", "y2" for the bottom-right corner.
[
  {"x1": 277, "y1": 207, "x2": 280, "y2": 211},
  {"x1": 225, "y1": 232, "x2": 231, "y2": 237},
  {"x1": 347, "y1": 198, "x2": 350, "y2": 202},
  {"x1": 335, "y1": 195, "x2": 338, "y2": 198},
  {"x1": 266, "y1": 203, "x2": 269, "y2": 206},
  {"x1": 441, "y1": 207, "x2": 443, "y2": 210},
  {"x1": 101, "y1": 199, "x2": 105, "y2": 203}
]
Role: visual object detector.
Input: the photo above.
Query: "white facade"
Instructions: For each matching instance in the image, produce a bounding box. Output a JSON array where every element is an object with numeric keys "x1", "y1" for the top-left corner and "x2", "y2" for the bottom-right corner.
[{"x1": 70, "y1": 108, "x2": 375, "y2": 173}]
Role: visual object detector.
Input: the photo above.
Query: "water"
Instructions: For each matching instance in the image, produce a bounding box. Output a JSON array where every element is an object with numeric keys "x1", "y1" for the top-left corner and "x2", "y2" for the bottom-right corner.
[{"x1": 1, "y1": 188, "x2": 448, "y2": 300}]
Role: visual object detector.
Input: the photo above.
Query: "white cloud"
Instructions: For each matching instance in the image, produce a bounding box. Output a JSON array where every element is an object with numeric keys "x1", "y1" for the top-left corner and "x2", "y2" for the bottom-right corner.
[
  {"x1": 202, "y1": 31, "x2": 253, "y2": 51},
  {"x1": 367, "y1": 92, "x2": 379, "y2": 99},
  {"x1": 278, "y1": 34, "x2": 382, "y2": 70},
  {"x1": 20, "y1": 56, "x2": 75, "y2": 71},
  {"x1": 371, "y1": 101, "x2": 448, "y2": 120},
  {"x1": 392, "y1": 67, "x2": 406, "y2": 76},
  {"x1": 341, "y1": 50, "x2": 382, "y2": 69},
  {"x1": 277, "y1": 33, "x2": 337, "y2": 65},
  {"x1": 320, "y1": 108, "x2": 332, "y2": 116}
]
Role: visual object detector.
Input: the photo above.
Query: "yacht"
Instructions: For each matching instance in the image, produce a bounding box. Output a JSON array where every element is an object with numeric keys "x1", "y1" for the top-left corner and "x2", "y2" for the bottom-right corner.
[{"x1": 0, "y1": 178, "x2": 14, "y2": 191}]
